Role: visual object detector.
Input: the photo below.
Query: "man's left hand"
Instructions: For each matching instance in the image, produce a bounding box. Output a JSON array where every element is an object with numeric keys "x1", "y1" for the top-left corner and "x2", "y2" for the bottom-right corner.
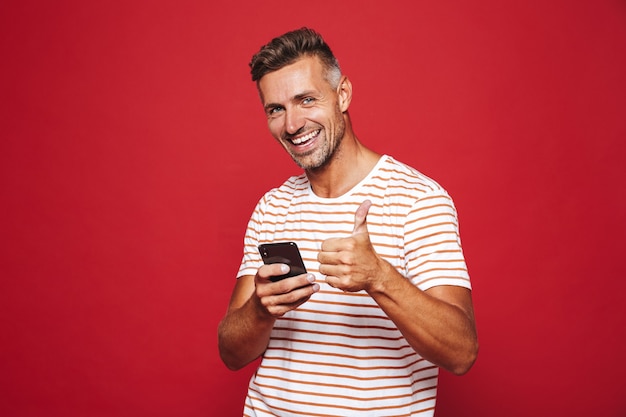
[{"x1": 318, "y1": 200, "x2": 386, "y2": 292}]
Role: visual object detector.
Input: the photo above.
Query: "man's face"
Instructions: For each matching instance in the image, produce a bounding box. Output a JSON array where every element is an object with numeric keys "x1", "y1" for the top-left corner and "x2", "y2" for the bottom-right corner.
[{"x1": 258, "y1": 56, "x2": 346, "y2": 171}]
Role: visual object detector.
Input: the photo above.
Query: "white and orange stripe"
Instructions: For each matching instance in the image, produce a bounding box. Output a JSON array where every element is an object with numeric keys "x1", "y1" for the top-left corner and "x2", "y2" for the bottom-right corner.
[{"x1": 237, "y1": 155, "x2": 470, "y2": 416}]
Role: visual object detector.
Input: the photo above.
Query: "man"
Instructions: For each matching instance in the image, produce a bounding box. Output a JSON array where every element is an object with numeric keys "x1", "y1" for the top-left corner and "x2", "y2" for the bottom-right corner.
[{"x1": 218, "y1": 28, "x2": 478, "y2": 416}]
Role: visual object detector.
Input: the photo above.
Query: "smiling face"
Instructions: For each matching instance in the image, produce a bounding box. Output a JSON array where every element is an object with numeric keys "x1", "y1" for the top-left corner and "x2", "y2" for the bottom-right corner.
[{"x1": 258, "y1": 55, "x2": 350, "y2": 171}]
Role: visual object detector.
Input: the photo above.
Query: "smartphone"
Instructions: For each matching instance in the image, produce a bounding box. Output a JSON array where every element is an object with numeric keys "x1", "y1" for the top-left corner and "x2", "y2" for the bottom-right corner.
[{"x1": 258, "y1": 241, "x2": 307, "y2": 282}]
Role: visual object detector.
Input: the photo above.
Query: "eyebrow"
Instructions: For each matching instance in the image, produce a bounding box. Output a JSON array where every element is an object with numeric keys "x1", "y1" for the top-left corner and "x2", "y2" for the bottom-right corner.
[
  {"x1": 293, "y1": 90, "x2": 316, "y2": 100},
  {"x1": 263, "y1": 102, "x2": 282, "y2": 112}
]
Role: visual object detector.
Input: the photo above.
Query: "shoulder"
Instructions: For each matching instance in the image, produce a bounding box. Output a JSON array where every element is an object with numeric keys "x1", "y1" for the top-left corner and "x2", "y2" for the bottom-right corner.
[
  {"x1": 255, "y1": 173, "x2": 309, "y2": 211},
  {"x1": 376, "y1": 155, "x2": 449, "y2": 198}
]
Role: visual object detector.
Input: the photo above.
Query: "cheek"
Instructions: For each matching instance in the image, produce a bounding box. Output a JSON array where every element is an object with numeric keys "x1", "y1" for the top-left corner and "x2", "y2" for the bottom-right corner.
[{"x1": 267, "y1": 119, "x2": 283, "y2": 138}]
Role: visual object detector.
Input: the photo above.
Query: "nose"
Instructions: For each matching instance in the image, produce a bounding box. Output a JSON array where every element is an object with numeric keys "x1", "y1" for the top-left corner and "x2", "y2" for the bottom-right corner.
[{"x1": 284, "y1": 107, "x2": 305, "y2": 135}]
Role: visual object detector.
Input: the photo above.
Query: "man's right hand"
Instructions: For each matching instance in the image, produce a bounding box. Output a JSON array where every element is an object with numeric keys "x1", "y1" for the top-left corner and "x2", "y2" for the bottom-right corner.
[
  {"x1": 254, "y1": 263, "x2": 319, "y2": 318},
  {"x1": 218, "y1": 266, "x2": 319, "y2": 370}
]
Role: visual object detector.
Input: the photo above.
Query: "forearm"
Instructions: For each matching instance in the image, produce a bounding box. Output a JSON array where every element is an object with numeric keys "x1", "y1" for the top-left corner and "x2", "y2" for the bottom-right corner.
[
  {"x1": 218, "y1": 270, "x2": 320, "y2": 370},
  {"x1": 218, "y1": 295, "x2": 275, "y2": 370},
  {"x1": 368, "y1": 262, "x2": 478, "y2": 375}
]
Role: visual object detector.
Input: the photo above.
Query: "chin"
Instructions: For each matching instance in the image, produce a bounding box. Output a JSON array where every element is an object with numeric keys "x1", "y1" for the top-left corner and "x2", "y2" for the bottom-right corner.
[
  {"x1": 290, "y1": 144, "x2": 333, "y2": 171},
  {"x1": 290, "y1": 151, "x2": 316, "y2": 168}
]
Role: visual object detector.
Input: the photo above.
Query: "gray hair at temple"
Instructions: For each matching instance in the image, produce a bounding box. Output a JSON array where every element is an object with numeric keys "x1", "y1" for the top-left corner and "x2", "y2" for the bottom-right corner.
[{"x1": 249, "y1": 27, "x2": 342, "y2": 88}]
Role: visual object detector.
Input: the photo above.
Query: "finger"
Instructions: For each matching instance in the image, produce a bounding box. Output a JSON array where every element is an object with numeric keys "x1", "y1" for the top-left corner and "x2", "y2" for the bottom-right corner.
[
  {"x1": 320, "y1": 236, "x2": 344, "y2": 253},
  {"x1": 257, "y1": 263, "x2": 290, "y2": 281},
  {"x1": 352, "y1": 200, "x2": 372, "y2": 235}
]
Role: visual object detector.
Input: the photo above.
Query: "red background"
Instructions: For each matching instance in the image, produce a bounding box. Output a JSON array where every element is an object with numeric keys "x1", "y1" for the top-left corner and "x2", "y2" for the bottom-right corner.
[{"x1": 2, "y1": 1, "x2": 625, "y2": 416}]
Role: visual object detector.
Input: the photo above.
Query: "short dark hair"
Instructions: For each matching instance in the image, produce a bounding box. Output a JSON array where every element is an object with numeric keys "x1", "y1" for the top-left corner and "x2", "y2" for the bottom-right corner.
[{"x1": 249, "y1": 27, "x2": 341, "y2": 86}]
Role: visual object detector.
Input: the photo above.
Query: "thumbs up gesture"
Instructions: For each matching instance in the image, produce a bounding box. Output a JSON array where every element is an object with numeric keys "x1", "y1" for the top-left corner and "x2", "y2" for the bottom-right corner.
[
  {"x1": 352, "y1": 199, "x2": 371, "y2": 236},
  {"x1": 318, "y1": 200, "x2": 385, "y2": 292}
]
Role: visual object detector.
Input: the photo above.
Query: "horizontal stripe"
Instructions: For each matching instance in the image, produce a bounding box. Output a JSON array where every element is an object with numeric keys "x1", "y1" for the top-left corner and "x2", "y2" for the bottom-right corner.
[{"x1": 238, "y1": 155, "x2": 470, "y2": 416}]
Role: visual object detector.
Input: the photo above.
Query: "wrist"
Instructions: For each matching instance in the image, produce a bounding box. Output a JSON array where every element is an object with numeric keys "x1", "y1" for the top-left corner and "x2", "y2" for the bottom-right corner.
[
  {"x1": 250, "y1": 292, "x2": 277, "y2": 323},
  {"x1": 366, "y1": 258, "x2": 395, "y2": 295}
]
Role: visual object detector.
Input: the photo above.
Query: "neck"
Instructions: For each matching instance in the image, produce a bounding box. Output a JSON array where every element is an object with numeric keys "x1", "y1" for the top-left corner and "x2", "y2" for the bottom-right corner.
[{"x1": 306, "y1": 132, "x2": 381, "y2": 198}]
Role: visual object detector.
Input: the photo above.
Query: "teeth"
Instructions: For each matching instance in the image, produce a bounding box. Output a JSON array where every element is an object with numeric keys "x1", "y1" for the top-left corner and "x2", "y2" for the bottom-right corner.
[{"x1": 292, "y1": 129, "x2": 319, "y2": 145}]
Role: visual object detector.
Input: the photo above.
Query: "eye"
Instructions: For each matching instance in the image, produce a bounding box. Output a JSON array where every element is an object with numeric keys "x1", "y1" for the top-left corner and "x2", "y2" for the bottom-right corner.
[
  {"x1": 302, "y1": 97, "x2": 315, "y2": 105},
  {"x1": 267, "y1": 106, "x2": 284, "y2": 117}
]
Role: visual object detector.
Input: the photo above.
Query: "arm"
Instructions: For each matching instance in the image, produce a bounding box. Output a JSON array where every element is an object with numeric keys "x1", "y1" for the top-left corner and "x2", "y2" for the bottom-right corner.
[
  {"x1": 319, "y1": 200, "x2": 478, "y2": 375},
  {"x1": 217, "y1": 264, "x2": 319, "y2": 370},
  {"x1": 365, "y1": 262, "x2": 477, "y2": 375}
]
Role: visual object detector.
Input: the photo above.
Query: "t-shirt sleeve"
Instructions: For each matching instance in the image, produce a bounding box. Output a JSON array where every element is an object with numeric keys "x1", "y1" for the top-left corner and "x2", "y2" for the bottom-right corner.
[
  {"x1": 404, "y1": 189, "x2": 471, "y2": 291},
  {"x1": 237, "y1": 193, "x2": 269, "y2": 279}
]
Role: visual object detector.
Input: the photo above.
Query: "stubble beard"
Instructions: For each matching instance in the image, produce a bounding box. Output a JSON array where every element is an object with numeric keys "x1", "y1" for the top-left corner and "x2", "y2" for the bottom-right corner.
[{"x1": 290, "y1": 111, "x2": 346, "y2": 171}]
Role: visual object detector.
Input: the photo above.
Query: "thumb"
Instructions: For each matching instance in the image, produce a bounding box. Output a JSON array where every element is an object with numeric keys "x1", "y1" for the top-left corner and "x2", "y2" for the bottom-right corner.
[{"x1": 352, "y1": 200, "x2": 372, "y2": 235}]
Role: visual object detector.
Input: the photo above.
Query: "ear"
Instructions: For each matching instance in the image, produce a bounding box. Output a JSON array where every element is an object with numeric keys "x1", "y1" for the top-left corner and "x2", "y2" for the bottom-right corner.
[{"x1": 337, "y1": 76, "x2": 352, "y2": 113}]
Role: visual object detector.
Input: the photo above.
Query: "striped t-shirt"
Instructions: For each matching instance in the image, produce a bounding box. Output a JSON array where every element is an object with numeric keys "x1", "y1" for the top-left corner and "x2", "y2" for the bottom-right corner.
[{"x1": 237, "y1": 155, "x2": 471, "y2": 417}]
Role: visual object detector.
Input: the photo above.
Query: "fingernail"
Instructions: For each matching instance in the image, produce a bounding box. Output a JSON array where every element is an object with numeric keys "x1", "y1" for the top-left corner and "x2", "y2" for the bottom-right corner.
[
  {"x1": 281, "y1": 264, "x2": 290, "y2": 273},
  {"x1": 307, "y1": 274, "x2": 316, "y2": 283}
]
